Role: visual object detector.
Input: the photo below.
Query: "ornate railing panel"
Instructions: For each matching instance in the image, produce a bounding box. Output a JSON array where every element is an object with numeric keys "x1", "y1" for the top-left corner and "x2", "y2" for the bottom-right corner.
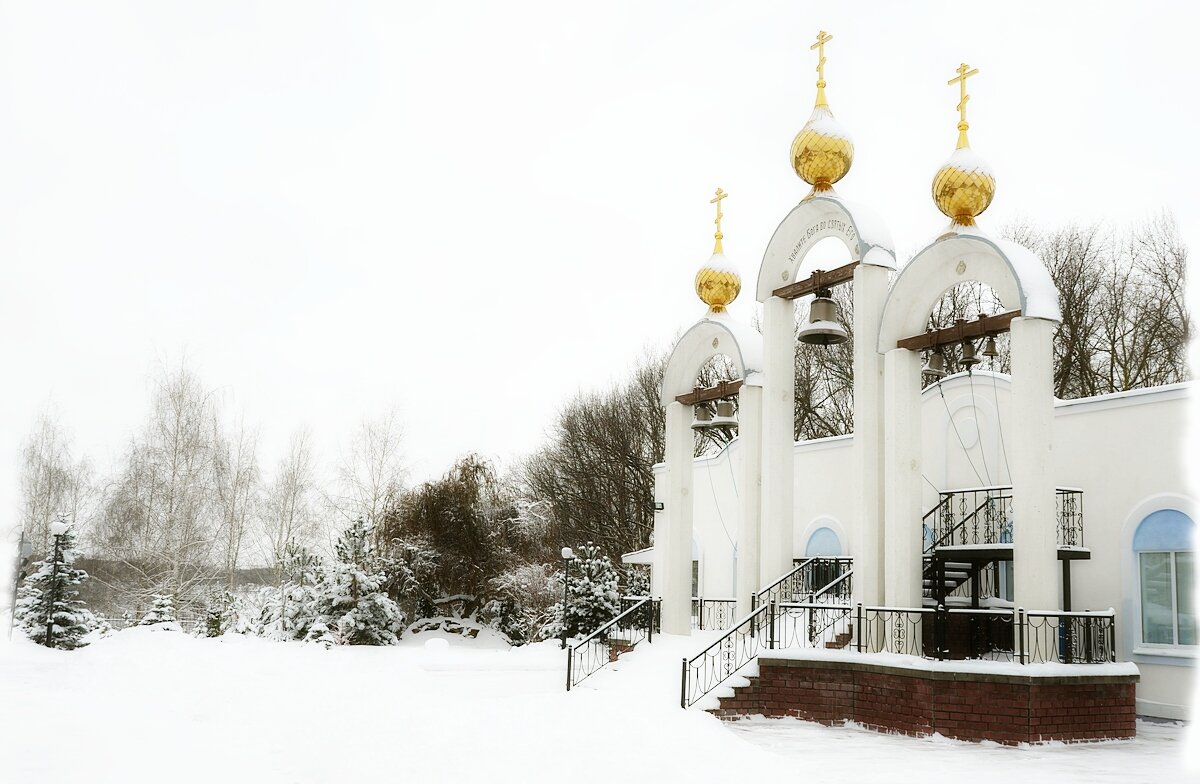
[
  {"x1": 681, "y1": 604, "x2": 770, "y2": 708},
  {"x1": 691, "y1": 597, "x2": 736, "y2": 631},
  {"x1": 925, "y1": 486, "x2": 1085, "y2": 552},
  {"x1": 567, "y1": 598, "x2": 660, "y2": 691},
  {"x1": 754, "y1": 557, "x2": 852, "y2": 611}
]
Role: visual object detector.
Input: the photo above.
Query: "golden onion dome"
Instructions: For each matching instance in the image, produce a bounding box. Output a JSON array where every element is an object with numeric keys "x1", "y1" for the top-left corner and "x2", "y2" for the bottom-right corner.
[
  {"x1": 791, "y1": 105, "x2": 854, "y2": 192},
  {"x1": 932, "y1": 146, "x2": 995, "y2": 226},
  {"x1": 791, "y1": 31, "x2": 853, "y2": 193},
  {"x1": 695, "y1": 188, "x2": 741, "y2": 313},
  {"x1": 695, "y1": 253, "x2": 741, "y2": 313},
  {"x1": 932, "y1": 63, "x2": 995, "y2": 226}
]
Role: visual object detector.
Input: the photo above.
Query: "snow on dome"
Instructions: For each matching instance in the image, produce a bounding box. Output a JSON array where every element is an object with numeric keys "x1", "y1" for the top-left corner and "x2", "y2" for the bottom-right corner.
[
  {"x1": 941, "y1": 146, "x2": 993, "y2": 176},
  {"x1": 803, "y1": 107, "x2": 853, "y2": 142},
  {"x1": 703, "y1": 252, "x2": 739, "y2": 276}
]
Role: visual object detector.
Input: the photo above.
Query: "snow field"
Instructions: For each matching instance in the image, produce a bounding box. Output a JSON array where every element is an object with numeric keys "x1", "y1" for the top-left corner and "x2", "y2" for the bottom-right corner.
[{"x1": 0, "y1": 628, "x2": 1194, "y2": 784}]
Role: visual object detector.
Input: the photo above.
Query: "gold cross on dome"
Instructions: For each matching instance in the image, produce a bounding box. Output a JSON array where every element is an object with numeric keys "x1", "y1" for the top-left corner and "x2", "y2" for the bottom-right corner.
[
  {"x1": 811, "y1": 31, "x2": 833, "y2": 83},
  {"x1": 948, "y1": 63, "x2": 979, "y2": 126},
  {"x1": 710, "y1": 188, "x2": 728, "y2": 253}
]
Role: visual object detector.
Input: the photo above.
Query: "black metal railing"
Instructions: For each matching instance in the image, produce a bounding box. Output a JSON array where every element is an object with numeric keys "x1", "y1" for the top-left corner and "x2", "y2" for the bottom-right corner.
[
  {"x1": 924, "y1": 486, "x2": 1085, "y2": 552},
  {"x1": 681, "y1": 603, "x2": 771, "y2": 708},
  {"x1": 567, "y1": 598, "x2": 660, "y2": 691},
  {"x1": 691, "y1": 597, "x2": 736, "y2": 631},
  {"x1": 619, "y1": 595, "x2": 662, "y2": 633},
  {"x1": 753, "y1": 557, "x2": 852, "y2": 612}
]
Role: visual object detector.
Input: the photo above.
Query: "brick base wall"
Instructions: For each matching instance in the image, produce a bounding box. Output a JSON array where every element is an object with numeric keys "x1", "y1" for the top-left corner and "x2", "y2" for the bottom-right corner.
[{"x1": 711, "y1": 656, "x2": 1137, "y2": 744}]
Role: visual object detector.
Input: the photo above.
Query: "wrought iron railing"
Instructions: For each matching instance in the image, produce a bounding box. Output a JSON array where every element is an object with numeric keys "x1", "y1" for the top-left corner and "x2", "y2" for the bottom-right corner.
[
  {"x1": 681, "y1": 603, "x2": 771, "y2": 708},
  {"x1": 691, "y1": 597, "x2": 736, "y2": 631},
  {"x1": 753, "y1": 557, "x2": 852, "y2": 612},
  {"x1": 567, "y1": 598, "x2": 660, "y2": 691},
  {"x1": 924, "y1": 486, "x2": 1085, "y2": 552},
  {"x1": 618, "y1": 595, "x2": 662, "y2": 633}
]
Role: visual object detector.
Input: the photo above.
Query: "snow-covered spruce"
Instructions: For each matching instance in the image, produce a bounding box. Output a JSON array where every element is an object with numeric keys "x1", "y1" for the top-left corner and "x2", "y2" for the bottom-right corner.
[
  {"x1": 140, "y1": 594, "x2": 179, "y2": 628},
  {"x1": 305, "y1": 519, "x2": 405, "y2": 646},
  {"x1": 547, "y1": 541, "x2": 621, "y2": 639},
  {"x1": 14, "y1": 528, "x2": 98, "y2": 649}
]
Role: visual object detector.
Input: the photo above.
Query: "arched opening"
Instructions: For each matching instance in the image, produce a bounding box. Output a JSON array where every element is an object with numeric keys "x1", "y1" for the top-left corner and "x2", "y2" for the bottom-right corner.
[{"x1": 805, "y1": 525, "x2": 843, "y2": 557}]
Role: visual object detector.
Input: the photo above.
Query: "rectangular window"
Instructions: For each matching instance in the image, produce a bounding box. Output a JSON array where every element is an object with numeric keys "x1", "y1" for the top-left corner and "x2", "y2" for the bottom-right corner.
[
  {"x1": 1178, "y1": 551, "x2": 1195, "y2": 646},
  {"x1": 1140, "y1": 551, "x2": 1196, "y2": 646}
]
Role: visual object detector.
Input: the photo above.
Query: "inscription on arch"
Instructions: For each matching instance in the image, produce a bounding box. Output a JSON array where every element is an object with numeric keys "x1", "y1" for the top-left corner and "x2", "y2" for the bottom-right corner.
[{"x1": 786, "y1": 217, "x2": 859, "y2": 265}]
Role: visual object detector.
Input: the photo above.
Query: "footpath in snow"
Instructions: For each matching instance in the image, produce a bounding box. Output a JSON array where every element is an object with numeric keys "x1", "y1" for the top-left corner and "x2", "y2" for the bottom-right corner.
[{"x1": 0, "y1": 627, "x2": 1196, "y2": 783}]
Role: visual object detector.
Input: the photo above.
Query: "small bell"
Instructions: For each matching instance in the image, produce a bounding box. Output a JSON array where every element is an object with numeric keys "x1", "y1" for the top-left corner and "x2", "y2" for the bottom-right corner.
[
  {"x1": 922, "y1": 349, "x2": 947, "y2": 380},
  {"x1": 690, "y1": 404, "x2": 714, "y2": 431},
  {"x1": 711, "y1": 399, "x2": 738, "y2": 430},
  {"x1": 797, "y1": 290, "x2": 849, "y2": 346},
  {"x1": 960, "y1": 339, "x2": 981, "y2": 371},
  {"x1": 982, "y1": 336, "x2": 999, "y2": 359}
]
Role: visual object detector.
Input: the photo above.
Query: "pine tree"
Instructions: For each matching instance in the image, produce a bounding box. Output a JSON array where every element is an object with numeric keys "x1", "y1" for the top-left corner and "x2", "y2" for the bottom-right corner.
[
  {"x1": 306, "y1": 519, "x2": 405, "y2": 646},
  {"x1": 140, "y1": 594, "x2": 178, "y2": 626},
  {"x1": 550, "y1": 542, "x2": 621, "y2": 639},
  {"x1": 14, "y1": 528, "x2": 97, "y2": 649},
  {"x1": 256, "y1": 540, "x2": 322, "y2": 641},
  {"x1": 201, "y1": 590, "x2": 246, "y2": 637}
]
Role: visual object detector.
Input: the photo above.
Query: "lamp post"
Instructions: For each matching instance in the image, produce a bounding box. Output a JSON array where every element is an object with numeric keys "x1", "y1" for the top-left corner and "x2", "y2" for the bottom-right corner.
[
  {"x1": 560, "y1": 546, "x2": 575, "y2": 649},
  {"x1": 44, "y1": 519, "x2": 69, "y2": 649}
]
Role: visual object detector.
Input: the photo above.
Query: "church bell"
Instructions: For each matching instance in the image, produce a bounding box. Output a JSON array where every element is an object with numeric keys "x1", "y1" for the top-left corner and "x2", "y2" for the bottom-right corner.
[
  {"x1": 690, "y1": 404, "x2": 714, "y2": 431},
  {"x1": 960, "y1": 339, "x2": 981, "y2": 371},
  {"x1": 922, "y1": 349, "x2": 947, "y2": 380},
  {"x1": 711, "y1": 399, "x2": 738, "y2": 431},
  {"x1": 797, "y1": 290, "x2": 849, "y2": 345}
]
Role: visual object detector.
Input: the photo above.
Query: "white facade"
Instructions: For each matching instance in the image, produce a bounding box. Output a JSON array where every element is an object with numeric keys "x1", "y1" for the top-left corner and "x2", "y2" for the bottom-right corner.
[{"x1": 650, "y1": 374, "x2": 1196, "y2": 719}]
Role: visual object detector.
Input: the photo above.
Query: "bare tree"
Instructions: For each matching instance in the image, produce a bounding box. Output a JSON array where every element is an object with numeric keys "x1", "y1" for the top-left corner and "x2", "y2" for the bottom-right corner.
[
  {"x1": 212, "y1": 418, "x2": 260, "y2": 589},
  {"x1": 258, "y1": 429, "x2": 322, "y2": 581},
  {"x1": 333, "y1": 409, "x2": 406, "y2": 527},
  {"x1": 18, "y1": 412, "x2": 93, "y2": 555}
]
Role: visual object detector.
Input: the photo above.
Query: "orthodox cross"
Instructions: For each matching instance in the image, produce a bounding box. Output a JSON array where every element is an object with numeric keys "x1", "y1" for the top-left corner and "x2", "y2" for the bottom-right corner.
[
  {"x1": 811, "y1": 31, "x2": 833, "y2": 83},
  {"x1": 948, "y1": 63, "x2": 979, "y2": 146},
  {"x1": 710, "y1": 187, "x2": 728, "y2": 253}
]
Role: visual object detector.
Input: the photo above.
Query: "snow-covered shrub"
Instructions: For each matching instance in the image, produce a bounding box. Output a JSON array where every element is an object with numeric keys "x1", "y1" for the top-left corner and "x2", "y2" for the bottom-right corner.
[
  {"x1": 200, "y1": 590, "x2": 252, "y2": 637},
  {"x1": 305, "y1": 519, "x2": 405, "y2": 646},
  {"x1": 623, "y1": 566, "x2": 650, "y2": 597},
  {"x1": 14, "y1": 529, "x2": 98, "y2": 649},
  {"x1": 140, "y1": 594, "x2": 178, "y2": 626},
  {"x1": 480, "y1": 563, "x2": 559, "y2": 644},
  {"x1": 547, "y1": 542, "x2": 621, "y2": 639}
]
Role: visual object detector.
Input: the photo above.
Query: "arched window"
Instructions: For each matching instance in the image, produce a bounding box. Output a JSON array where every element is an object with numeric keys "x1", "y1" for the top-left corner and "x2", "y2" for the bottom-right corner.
[
  {"x1": 1133, "y1": 510, "x2": 1195, "y2": 647},
  {"x1": 805, "y1": 526, "x2": 842, "y2": 557}
]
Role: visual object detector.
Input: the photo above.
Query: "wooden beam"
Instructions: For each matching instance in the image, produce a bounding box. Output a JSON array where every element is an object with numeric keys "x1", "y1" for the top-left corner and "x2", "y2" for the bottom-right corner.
[
  {"x1": 675, "y1": 379, "x2": 744, "y2": 406},
  {"x1": 772, "y1": 261, "x2": 859, "y2": 300},
  {"x1": 896, "y1": 310, "x2": 1021, "y2": 351}
]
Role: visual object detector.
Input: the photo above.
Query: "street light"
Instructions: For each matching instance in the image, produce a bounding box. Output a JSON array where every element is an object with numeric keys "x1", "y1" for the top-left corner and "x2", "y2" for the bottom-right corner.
[
  {"x1": 560, "y1": 546, "x2": 575, "y2": 649},
  {"x1": 44, "y1": 519, "x2": 69, "y2": 649}
]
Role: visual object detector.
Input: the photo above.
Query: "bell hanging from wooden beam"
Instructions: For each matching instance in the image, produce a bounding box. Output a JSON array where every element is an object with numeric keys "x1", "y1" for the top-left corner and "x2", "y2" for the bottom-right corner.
[
  {"x1": 797, "y1": 289, "x2": 849, "y2": 346},
  {"x1": 922, "y1": 349, "x2": 947, "y2": 380},
  {"x1": 960, "y1": 339, "x2": 981, "y2": 371},
  {"x1": 690, "y1": 403, "x2": 714, "y2": 431},
  {"x1": 982, "y1": 335, "x2": 999, "y2": 359},
  {"x1": 711, "y1": 399, "x2": 738, "y2": 431}
]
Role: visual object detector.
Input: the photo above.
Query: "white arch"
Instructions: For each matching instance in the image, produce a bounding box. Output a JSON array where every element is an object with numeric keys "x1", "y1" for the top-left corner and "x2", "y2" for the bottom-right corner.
[
  {"x1": 756, "y1": 194, "x2": 896, "y2": 303},
  {"x1": 660, "y1": 312, "x2": 764, "y2": 405},
  {"x1": 877, "y1": 232, "x2": 1061, "y2": 353}
]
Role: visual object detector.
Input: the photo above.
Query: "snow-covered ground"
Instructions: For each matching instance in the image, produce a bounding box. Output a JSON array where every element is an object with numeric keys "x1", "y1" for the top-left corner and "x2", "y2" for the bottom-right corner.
[{"x1": 0, "y1": 628, "x2": 1195, "y2": 783}]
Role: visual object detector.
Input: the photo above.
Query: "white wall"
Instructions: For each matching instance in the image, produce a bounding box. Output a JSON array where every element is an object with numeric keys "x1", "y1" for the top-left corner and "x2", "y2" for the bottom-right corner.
[{"x1": 660, "y1": 376, "x2": 1195, "y2": 718}]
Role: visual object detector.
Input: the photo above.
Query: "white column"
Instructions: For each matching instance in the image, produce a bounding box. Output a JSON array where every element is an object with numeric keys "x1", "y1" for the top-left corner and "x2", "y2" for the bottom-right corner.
[
  {"x1": 662, "y1": 400, "x2": 694, "y2": 635},
  {"x1": 735, "y1": 385, "x2": 763, "y2": 617},
  {"x1": 883, "y1": 347, "x2": 923, "y2": 609},
  {"x1": 760, "y1": 296, "x2": 796, "y2": 587},
  {"x1": 852, "y1": 263, "x2": 889, "y2": 607},
  {"x1": 1010, "y1": 317, "x2": 1058, "y2": 618}
]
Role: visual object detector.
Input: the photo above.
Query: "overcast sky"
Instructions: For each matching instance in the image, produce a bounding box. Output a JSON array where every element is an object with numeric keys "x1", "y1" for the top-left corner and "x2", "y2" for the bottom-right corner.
[{"x1": 2, "y1": 1, "x2": 1197, "y2": 533}]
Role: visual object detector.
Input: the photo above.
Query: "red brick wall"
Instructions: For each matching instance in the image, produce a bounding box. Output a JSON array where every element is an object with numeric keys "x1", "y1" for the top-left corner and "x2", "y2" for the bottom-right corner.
[{"x1": 710, "y1": 657, "x2": 1137, "y2": 744}]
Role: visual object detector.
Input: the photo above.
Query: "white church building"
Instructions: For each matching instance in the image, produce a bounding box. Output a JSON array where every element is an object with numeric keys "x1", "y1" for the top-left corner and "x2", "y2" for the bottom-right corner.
[{"x1": 627, "y1": 37, "x2": 1195, "y2": 724}]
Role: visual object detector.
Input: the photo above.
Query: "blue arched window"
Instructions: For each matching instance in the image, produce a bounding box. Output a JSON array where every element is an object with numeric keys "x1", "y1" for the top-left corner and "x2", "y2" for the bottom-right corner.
[
  {"x1": 1134, "y1": 510, "x2": 1195, "y2": 647},
  {"x1": 805, "y1": 526, "x2": 842, "y2": 557}
]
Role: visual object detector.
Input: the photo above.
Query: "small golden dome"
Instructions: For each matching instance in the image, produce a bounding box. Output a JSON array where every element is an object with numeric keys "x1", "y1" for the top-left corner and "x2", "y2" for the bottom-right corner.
[
  {"x1": 932, "y1": 147, "x2": 995, "y2": 226},
  {"x1": 695, "y1": 188, "x2": 740, "y2": 313},
  {"x1": 695, "y1": 256, "x2": 741, "y2": 313},
  {"x1": 791, "y1": 106, "x2": 854, "y2": 192},
  {"x1": 932, "y1": 63, "x2": 995, "y2": 226}
]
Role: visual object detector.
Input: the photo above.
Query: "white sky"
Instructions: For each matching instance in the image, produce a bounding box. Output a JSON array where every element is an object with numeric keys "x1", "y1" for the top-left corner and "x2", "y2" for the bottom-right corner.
[{"x1": 1, "y1": 1, "x2": 1197, "y2": 531}]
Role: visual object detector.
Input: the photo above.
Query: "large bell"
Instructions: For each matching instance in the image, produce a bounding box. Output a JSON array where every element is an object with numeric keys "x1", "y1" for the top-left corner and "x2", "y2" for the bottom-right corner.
[
  {"x1": 797, "y1": 291, "x2": 849, "y2": 345},
  {"x1": 690, "y1": 404, "x2": 714, "y2": 431},
  {"x1": 960, "y1": 339, "x2": 981, "y2": 371},
  {"x1": 711, "y1": 399, "x2": 738, "y2": 430},
  {"x1": 922, "y1": 349, "x2": 947, "y2": 380}
]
